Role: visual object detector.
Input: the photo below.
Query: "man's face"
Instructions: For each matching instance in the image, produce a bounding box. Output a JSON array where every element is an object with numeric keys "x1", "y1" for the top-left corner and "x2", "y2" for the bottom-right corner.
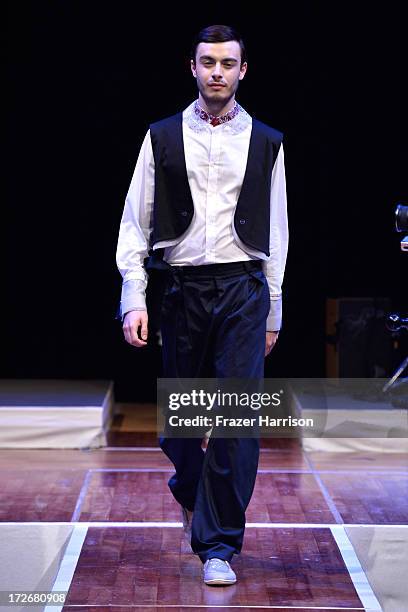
[{"x1": 191, "y1": 41, "x2": 247, "y2": 106}]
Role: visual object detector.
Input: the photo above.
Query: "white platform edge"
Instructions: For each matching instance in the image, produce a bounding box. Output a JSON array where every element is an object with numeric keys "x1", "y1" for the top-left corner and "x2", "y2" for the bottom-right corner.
[
  {"x1": 44, "y1": 524, "x2": 88, "y2": 612},
  {"x1": 330, "y1": 525, "x2": 382, "y2": 612}
]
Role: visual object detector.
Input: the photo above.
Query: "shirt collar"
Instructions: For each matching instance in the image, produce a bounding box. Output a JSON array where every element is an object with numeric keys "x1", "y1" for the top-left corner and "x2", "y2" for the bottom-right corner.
[
  {"x1": 183, "y1": 100, "x2": 252, "y2": 134},
  {"x1": 194, "y1": 100, "x2": 240, "y2": 127}
]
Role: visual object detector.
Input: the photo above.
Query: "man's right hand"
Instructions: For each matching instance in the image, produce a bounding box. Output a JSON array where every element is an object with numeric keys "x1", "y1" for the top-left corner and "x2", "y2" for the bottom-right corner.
[{"x1": 122, "y1": 310, "x2": 149, "y2": 347}]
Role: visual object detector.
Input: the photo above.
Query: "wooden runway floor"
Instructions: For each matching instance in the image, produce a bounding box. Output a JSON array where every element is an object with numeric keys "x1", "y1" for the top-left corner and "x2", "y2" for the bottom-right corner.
[{"x1": 0, "y1": 405, "x2": 406, "y2": 610}]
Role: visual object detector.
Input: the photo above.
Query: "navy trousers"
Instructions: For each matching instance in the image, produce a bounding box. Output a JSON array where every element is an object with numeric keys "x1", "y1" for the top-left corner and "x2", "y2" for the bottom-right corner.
[{"x1": 158, "y1": 260, "x2": 270, "y2": 563}]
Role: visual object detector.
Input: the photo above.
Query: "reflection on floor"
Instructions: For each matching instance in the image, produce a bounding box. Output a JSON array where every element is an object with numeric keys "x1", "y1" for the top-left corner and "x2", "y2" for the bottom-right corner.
[{"x1": 0, "y1": 402, "x2": 407, "y2": 611}]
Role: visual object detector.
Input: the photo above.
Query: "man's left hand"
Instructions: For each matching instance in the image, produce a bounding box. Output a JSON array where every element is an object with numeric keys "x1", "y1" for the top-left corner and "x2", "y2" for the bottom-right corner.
[{"x1": 265, "y1": 331, "x2": 279, "y2": 357}]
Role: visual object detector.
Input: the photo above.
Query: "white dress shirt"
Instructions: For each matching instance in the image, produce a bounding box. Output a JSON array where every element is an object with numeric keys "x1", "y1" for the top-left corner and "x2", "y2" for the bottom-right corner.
[{"x1": 116, "y1": 100, "x2": 289, "y2": 331}]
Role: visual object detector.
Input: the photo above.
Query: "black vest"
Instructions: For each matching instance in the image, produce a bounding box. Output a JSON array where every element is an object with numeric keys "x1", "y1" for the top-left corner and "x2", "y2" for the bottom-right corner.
[{"x1": 149, "y1": 112, "x2": 283, "y2": 257}]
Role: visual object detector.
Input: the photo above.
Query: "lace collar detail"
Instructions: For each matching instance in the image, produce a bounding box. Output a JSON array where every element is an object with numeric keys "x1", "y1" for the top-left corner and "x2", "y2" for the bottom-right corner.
[
  {"x1": 183, "y1": 99, "x2": 251, "y2": 134},
  {"x1": 194, "y1": 100, "x2": 240, "y2": 126}
]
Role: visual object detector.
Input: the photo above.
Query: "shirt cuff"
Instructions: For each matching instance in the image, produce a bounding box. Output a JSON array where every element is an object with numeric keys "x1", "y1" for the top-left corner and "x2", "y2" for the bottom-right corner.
[
  {"x1": 266, "y1": 297, "x2": 282, "y2": 332},
  {"x1": 119, "y1": 279, "x2": 147, "y2": 320}
]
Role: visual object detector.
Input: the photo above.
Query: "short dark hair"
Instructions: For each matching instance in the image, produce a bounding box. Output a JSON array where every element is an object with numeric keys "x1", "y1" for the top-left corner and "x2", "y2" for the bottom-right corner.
[{"x1": 191, "y1": 25, "x2": 247, "y2": 66}]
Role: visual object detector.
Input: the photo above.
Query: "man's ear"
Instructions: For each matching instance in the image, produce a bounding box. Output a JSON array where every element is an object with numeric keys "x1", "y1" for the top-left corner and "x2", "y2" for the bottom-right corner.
[
  {"x1": 191, "y1": 59, "x2": 197, "y2": 78},
  {"x1": 239, "y1": 62, "x2": 248, "y2": 81}
]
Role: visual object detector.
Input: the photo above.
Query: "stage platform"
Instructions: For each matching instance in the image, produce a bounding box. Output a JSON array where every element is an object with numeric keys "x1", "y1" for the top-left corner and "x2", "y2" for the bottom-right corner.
[
  {"x1": 0, "y1": 379, "x2": 114, "y2": 449},
  {"x1": 290, "y1": 379, "x2": 408, "y2": 453}
]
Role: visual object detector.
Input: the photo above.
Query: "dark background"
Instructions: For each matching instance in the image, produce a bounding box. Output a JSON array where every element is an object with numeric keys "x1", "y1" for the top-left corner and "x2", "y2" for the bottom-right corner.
[{"x1": 7, "y1": 3, "x2": 407, "y2": 400}]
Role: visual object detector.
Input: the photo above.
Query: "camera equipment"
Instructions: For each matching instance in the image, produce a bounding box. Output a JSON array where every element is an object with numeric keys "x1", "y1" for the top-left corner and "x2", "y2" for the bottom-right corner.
[
  {"x1": 382, "y1": 204, "x2": 408, "y2": 396},
  {"x1": 395, "y1": 203, "x2": 408, "y2": 251},
  {"x1": 382, "y1": 314, "x2": 408, "y2": 393},
  {"x1": 385, "y1": 313, "x2": 408, "y2": 333}
]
